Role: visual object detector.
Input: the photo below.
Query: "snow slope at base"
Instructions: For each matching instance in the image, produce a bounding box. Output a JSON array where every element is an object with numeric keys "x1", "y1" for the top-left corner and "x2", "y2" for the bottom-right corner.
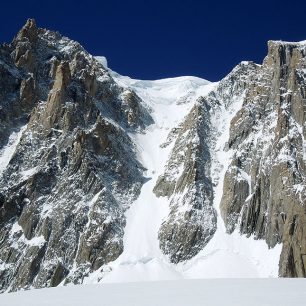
[
  {"x1": 85, "y1": 71, "x2": 281, "y2": 283},
  {"x1": 1, "y1": 279, "x2": 306, "y2": 306}
]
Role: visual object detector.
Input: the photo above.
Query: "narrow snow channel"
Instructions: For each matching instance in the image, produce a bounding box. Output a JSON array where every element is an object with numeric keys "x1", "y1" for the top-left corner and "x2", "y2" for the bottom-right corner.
[
  {"x1": 86, "y1": 76, "x2": 213, "y2": 283},
  {"x1": 0, "y1": 126, "x2": 27, "y2": 176}
]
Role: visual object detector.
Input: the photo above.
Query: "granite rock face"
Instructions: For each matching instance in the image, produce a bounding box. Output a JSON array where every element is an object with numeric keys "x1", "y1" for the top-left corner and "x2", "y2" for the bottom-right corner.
[
  {"x1": 154, "y1": 102, "x2": 217, "y2": 263},
  {"x1": 0, "y1": 19, "x2": 151, "y2": 291}
]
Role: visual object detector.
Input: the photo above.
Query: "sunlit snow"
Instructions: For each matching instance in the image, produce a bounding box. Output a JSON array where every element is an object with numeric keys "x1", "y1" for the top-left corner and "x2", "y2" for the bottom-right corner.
[
  {"x1": 1, "y1": 279, "x2": 305, "y2": 306},
  {"x1": 0, "y1": 125, "x2": 27, "y2": 175}
]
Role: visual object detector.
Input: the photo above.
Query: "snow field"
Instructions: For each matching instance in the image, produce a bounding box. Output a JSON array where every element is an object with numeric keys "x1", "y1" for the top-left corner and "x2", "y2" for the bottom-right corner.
[{"x1": 1, "y1": 279, "x2": 305, "y2": 306}]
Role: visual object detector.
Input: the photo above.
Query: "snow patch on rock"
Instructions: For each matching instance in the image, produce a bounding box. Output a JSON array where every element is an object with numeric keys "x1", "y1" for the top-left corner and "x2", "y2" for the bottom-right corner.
[{"x1": 0, "y1": 125, "x2": 27, "y2": 176}]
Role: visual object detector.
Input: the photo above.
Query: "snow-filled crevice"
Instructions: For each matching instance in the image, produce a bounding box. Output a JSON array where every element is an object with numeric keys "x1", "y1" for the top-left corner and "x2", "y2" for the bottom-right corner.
[{"x1": 0, "y1": 125, "x2": 27, "y2": 176}]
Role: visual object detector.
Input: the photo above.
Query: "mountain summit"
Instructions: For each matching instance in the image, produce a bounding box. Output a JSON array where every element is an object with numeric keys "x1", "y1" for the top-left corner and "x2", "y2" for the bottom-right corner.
[{"x1": 0, "y1": 20, "x2": 305, "y2": 291}]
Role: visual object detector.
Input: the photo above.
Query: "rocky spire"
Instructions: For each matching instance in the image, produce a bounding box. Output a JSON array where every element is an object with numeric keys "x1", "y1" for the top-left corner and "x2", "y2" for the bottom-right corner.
[{"x1": 15, "y1": 18, "x2": 38, "y2": 44}]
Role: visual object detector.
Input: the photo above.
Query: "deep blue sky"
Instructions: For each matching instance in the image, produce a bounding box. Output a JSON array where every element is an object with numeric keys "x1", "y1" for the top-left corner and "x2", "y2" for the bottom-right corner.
[{"x1": 1, "y1": 0, "x2": 305, "y2": 81}]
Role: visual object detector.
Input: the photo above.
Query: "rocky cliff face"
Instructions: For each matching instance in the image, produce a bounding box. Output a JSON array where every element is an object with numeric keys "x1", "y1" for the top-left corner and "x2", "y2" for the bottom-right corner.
[
  {"x1": 0, "y1": 19, "x2": 151, "y2": 291},
  {"x1": 0, "y1": 20, "x2": 305, "y2": 292},
  {"x1": 220, "y1": 41, "x2": 306, "y2": 277}
]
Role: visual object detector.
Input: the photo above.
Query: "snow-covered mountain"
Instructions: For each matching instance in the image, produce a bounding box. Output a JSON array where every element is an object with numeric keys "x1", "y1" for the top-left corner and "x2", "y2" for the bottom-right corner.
[{"x1": 0, "y1": 19, "x2": 306, "y2": 293}]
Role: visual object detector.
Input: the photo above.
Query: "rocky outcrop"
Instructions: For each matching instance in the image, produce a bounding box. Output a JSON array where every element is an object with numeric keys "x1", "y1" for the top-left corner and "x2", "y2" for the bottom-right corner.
[
  {"x1": 220, "y1": 41, "x2": 306, "y2": 277},
  {"x1": 154, "y1": 102, "x2": 216, "y2": 263}
]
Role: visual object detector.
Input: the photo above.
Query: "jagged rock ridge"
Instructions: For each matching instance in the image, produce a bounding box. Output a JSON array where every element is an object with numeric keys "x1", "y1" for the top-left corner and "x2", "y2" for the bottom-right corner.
[
  {"x1": 0, "y1": 20, "x2": 306, "y2": 292},
  {"x1": 0, "y1": 19, "x2": 152, "y2": 291}
]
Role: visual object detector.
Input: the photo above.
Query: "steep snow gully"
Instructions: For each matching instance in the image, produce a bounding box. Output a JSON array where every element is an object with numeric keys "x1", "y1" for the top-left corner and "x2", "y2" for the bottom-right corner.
[{"x1": 85, "y1": 69, "x2": 281, "y2": 284}]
